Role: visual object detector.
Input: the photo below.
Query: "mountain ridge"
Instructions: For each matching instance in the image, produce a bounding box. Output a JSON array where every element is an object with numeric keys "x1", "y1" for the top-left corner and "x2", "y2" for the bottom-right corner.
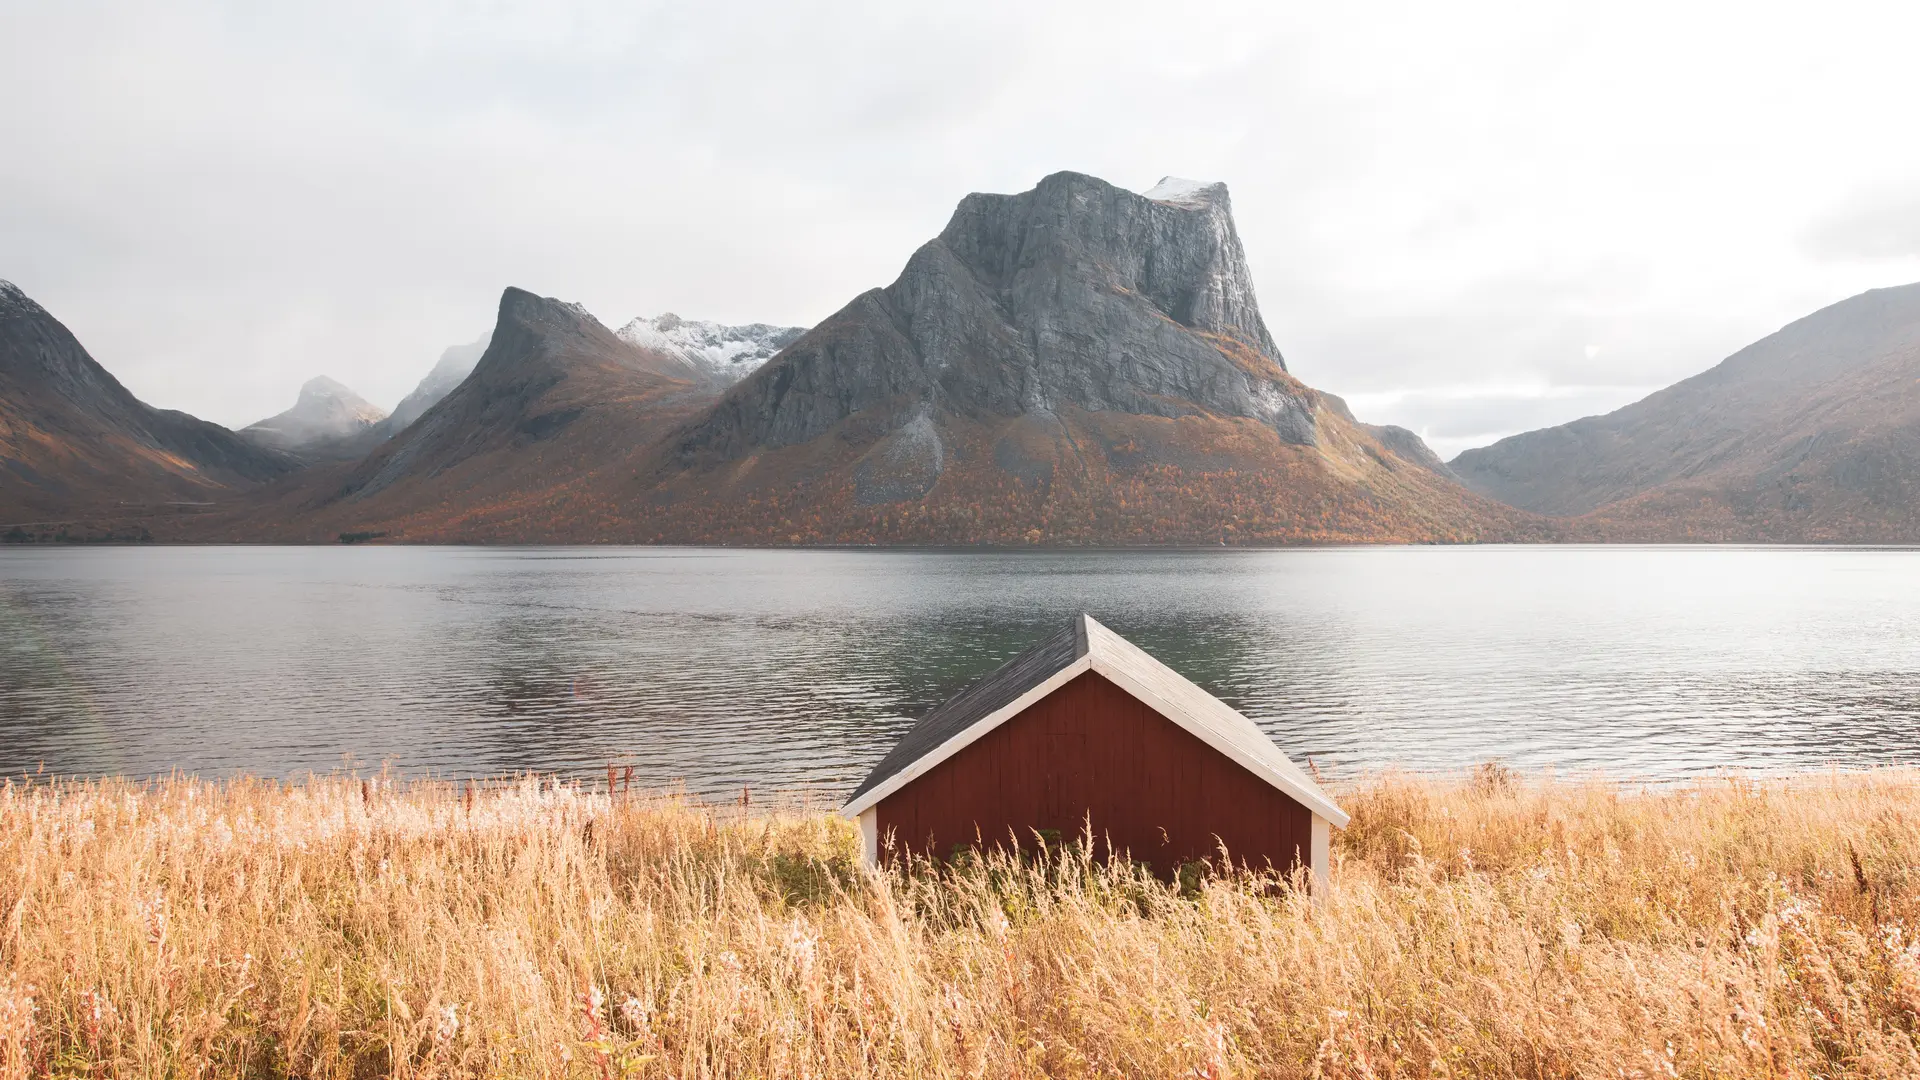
[
  {"x1": 7, "y1": 173, "x2": 1561, "y2": 546},
  {"x1": 617, "y1": 171, "x2": 1536, "y2": 546},
  {"x1": 673, "y1": 172, "x2": 1311, "y2": 466},
  {"x1": 1450, "y1": 281, "x2": 1920, "y2": 539},
  {"x1": 380, "y1": 333, "x2": 492, "y2": 438},
  {"x1": 241, "y1": 375, "x2": 387, "y2": 460},
  {"x1": 0, "y1": 280, "x2": 297, "y2": 529},
  {"x1": 336, "y1": 286, "x2": 706, "y2": 503},
  {"x1": 614, "y1": 314, "x2": 805, "y2": 387}
]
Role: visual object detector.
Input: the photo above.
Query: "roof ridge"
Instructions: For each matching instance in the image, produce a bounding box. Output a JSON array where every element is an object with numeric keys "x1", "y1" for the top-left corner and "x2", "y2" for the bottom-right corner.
[{"x1": 843, "y1": 615, "x2": 1347, "y2": 827}]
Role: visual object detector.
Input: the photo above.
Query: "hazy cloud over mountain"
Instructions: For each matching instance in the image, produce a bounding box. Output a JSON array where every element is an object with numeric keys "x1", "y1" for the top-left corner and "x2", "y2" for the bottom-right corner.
[
  {"x1": 3, "y1": 0, "x2": 1918, "y2": 456},
  {"x1": 1803, "y1": 190, "x2": 1920, "y2": 263}
]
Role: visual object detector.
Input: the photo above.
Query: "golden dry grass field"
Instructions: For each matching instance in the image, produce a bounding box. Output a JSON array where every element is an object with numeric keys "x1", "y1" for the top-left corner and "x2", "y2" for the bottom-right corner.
[{"x1": 3, "y1": 768, "x2": 1919, "y2": 1078}]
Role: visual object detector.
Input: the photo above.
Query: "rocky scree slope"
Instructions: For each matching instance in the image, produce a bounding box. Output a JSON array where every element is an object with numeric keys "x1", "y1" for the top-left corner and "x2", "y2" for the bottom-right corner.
[
  {"x1": 0, "y1": 280, "x2": 296, "y2": 526},
  {"x1": 1450, "y1": 282, "x2": 1920, "y2": 540}
]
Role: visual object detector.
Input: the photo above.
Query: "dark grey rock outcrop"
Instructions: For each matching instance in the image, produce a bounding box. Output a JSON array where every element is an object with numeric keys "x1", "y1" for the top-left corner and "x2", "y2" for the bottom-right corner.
[{"x1": 675, "y1": 172, "x2": 1314, "y2": 462}]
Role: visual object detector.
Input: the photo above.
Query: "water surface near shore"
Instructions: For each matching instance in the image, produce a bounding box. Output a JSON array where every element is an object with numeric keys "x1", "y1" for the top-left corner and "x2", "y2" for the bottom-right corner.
[{"x1": 4, "y1": 545, "x2": 1919, "y2": 796}]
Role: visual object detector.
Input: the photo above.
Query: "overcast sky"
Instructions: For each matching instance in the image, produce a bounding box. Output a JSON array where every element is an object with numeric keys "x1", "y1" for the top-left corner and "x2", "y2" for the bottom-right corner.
[{"x1": 4, "y1": 1, "x2": 1919, "y2": 457}]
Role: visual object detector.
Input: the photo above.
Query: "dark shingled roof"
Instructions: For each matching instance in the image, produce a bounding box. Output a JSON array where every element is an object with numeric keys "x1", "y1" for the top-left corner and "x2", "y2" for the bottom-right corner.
[{"x1": 845, "y1": 618, "x2": 1087, "y2": 805}]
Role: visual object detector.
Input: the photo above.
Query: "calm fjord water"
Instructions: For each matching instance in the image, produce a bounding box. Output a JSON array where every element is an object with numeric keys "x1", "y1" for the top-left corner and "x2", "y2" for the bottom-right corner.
[{"x1": 3, "y1": 545, "x2": 1919, "y2": 796}]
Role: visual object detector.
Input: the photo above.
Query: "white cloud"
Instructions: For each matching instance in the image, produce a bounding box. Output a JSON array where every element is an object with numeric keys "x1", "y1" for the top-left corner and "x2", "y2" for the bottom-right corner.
[
  {"x1": 2, "y1": 0, "x2": 1919, "y2": 444},
  {"x1": 1802, "y1": 186, "x2": 1920, "y2": 261}
]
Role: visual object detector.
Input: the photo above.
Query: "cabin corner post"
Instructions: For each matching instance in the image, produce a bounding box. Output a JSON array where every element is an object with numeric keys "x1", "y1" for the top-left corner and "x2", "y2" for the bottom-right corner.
[
  {"x1": 1310, "y1": 814, "x2": 1331, "y2": 896},
  {"x1": 858, "y1": 808, "x2": 879, "y2": 868}
]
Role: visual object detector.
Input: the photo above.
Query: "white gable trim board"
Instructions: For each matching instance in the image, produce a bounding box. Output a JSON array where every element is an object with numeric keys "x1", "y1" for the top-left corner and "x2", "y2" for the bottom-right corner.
[
  {"x1": 843, "y1": 616, "x2": 1347, "y2": 884},
  {"x1": 1087, "y1": 652, "x2": 1349, "y2": 827}
]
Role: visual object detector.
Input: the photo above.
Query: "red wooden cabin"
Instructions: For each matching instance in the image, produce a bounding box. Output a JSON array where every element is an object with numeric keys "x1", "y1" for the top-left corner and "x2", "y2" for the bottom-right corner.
[{"x1": 842, "y1": 615, "x2": 1346, "y2": 884}]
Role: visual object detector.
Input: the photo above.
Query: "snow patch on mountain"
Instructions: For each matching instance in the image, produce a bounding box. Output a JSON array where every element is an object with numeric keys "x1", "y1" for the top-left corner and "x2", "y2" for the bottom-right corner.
[
  {"x1": 615, "y1": 313, "x2": 806, "y2": 386},
  {"x1": 1143, "y1": 176, "x2": 1223, "y2": 207}
]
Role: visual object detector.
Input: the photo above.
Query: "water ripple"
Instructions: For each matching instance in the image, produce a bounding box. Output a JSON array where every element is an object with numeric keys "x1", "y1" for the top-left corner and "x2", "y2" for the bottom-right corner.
[{"x1": 3, "y1": 545, "x2": 1920, "y2": 796}]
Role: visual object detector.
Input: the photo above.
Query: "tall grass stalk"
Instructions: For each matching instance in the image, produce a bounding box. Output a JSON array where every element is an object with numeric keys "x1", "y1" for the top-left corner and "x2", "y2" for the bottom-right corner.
[{"x1": 2, "y1": 769, "x2": 1918, "y2": 1077}]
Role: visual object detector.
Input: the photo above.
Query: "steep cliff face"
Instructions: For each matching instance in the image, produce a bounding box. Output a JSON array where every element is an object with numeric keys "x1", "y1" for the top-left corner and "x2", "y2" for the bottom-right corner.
[
  {"x1": 618, "y1": 173, "x2": 1534, "y2": 546},
  {"x1": 1450, "y1": 282, "x2": 1920, "y2": 540},
  {"x1": 679, "y1": 172, "x2": 1311, "y2": 463},
  {"x1": 242, "y1": 376, "x2": 387, "y2": 459},
  {"x1": 0, "y1": 280, "x2": 296, "y2": 523}
]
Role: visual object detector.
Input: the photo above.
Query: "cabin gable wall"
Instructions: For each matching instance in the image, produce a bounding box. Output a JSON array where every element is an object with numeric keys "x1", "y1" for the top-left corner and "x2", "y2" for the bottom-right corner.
[{"x1": 874, "y1": 671, "x2": 1314, "y2": 875}]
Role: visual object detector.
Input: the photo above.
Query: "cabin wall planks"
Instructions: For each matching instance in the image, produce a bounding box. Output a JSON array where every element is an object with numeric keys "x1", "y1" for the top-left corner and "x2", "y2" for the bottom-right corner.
[{"x1": 874, "y1": 671, "x2": 1314, "y2": 875}]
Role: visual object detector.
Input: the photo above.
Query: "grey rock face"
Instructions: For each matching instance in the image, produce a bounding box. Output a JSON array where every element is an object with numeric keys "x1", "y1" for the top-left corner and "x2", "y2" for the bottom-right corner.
[
  {"x1": 677, "y1": 171, "x2": 1311, "y2": 460},
  {"x1": 242, "y1": 376, "x2": 387, "y2": 455}
]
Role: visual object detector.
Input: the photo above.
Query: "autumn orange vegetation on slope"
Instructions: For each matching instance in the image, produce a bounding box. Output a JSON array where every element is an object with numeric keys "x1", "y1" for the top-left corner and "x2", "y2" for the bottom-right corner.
[{"x1": 239, "y1": 401, "x2": 1549, "y2": 546}]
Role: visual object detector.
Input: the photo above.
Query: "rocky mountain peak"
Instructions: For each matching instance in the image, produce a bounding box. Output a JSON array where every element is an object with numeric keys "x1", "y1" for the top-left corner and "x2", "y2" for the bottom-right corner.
[
  {"x1": 461, "y1": 287, "x2": 641, "y2": 390},
  {"x1": 679, "y1": 170, "x2": 1308, "y2": 461},
  {"x1": 493, "y1": 286, "x2": 603, "y2": 343},
  {"x1": 934, "y1": 170, "x2": 1280, "y2": 366},
  {"x1": 337, "y1": 285, "x2": 711, "y2": 502},
  {"x1": 1142, "y1": 176, "x2": 1228, "y2": 208},
  {"x1": 242, "y1": 374, "x2": 385, "y2": 454},
  {"x1": 296, "y1": 375, "x2": 382, "y2": 413},
  {"x1": 0, "y1": 278, "x2": 140, "y2": 408}
]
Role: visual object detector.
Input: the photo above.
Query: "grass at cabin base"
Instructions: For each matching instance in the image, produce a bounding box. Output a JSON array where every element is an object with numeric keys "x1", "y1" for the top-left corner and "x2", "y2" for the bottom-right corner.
[{"x1": 2, "y1": 771, "x2": 1918, "y2": 1078}]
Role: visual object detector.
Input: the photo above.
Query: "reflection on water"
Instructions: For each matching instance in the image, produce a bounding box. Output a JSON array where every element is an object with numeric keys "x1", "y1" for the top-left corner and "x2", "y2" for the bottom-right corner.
[{"x1": 3, "y1": 545, "x2": 1920, "y2": 796}]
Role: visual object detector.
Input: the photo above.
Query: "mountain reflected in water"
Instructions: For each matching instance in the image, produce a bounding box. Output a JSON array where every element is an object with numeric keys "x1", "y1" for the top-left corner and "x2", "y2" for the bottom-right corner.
[{"x1": 5, "y1": 545, "x2": 1920, "y2": 796}]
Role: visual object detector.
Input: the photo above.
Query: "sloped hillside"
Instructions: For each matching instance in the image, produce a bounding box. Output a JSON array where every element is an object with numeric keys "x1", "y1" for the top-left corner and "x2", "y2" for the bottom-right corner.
[
  {"x1": 1451, "y1": 283, "x2": 1920, "y2": 541},
  {"x1": 212, "y1": 287, "x2": 718, "y2": 541},
  {"x1": 0, "y1": 280, "x2": 296, "y2": 530}
]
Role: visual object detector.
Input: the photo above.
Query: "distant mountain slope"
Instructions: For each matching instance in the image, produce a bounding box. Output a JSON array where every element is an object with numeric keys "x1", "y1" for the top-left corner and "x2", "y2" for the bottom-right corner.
[
  {"x1": 621, "y1": 172, "x2": 1538, "y2": 545},
  {"x1": 1450, "y1": 283, "x2": 1920, "y2": 539},
  {"x1": 0, "y1": 280, "x2": 296, "y2": 525},
  {"x1": 614, "y1": 314, "x2": 805, "y2": 387},
  {"x1": 213, "y1": 287, "x2": 719, "y2": 540},
  {"x1": 241, "y1": 376, "x2": 387, "y2": 460},
  {"x1": 381, "y1": 333, "x2": 490, "y2": 436}
]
